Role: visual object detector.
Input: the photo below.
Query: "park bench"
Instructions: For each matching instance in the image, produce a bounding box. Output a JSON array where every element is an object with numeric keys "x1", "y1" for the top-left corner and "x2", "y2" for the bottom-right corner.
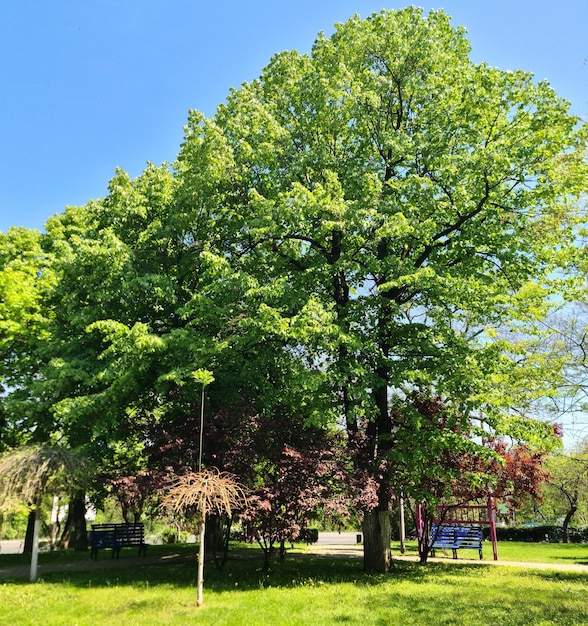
[
  {"x1": 429, "y1": 524, "x2": 483, "y2": 560},
  {"x1": 89, "y1": 523, "x2": 147, "y2": 559}
]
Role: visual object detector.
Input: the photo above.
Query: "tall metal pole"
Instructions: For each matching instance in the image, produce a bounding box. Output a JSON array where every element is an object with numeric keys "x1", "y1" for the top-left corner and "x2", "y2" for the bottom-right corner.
[
  {"x1": 197, "y1": 384, "x2": 205, "y2": 606},
  {"x1": 198, "y1": 386, "x2": 204, "y2": 473},
  {"x1": 399, "y1": 494, "x2": 406, "y2": 554}
]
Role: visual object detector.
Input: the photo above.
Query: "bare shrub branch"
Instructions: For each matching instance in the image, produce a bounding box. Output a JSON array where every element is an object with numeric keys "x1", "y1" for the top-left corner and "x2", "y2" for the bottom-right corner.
[{"x1": 163, "y1": 467, "x2": 247, "y2": 517}]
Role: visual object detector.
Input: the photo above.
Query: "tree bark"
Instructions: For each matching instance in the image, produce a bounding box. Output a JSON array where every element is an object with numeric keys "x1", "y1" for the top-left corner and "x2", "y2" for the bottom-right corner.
[
  {"x1": 57, "y1": 494, "x2": 88, "y2": 550},
  {"x1": 23, "y1": 510, "x2": 36, "y2": 554},
  {"x1": 197, "y1": 513, "x2": 206, "y2": 607},
  {"x1": 560, "y1": 487, "x2": 579, "y2": 544},
  {"x1": 68, "y1": 495, "x2": 88, "y2": 551},
  {"x1": 362, "y1": 509, "x2": 392, "y2": 572},
  {"x1": 562, "y1": 505, "x2": 577, "y2": 544},
  {"x1": 206, "y1": 513, "x2": 232, "y2": 570}
]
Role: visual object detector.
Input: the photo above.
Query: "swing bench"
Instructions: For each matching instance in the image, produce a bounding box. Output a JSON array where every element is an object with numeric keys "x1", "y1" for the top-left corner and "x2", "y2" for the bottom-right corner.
[
  {"x1": 429, "y1": 523, "x2": 483, "y2": 559},
  {"x1": 417, "y1": 500, "x2": 499, "y2": 561}
]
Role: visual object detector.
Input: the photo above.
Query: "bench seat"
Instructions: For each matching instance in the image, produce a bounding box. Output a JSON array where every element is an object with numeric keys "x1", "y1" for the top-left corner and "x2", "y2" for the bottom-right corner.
[
  {"x1": 429, "y1": 524, "x2": 483, "y2": 560},
  {"x1": 90, "y1": 523, "x2": 147, "y2": 559}
]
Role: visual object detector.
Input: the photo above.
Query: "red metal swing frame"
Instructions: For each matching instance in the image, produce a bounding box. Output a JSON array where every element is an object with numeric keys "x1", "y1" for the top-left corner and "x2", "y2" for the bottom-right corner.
[{"x1": 417, "y1": 498, "x2": 498, "y2": 560}]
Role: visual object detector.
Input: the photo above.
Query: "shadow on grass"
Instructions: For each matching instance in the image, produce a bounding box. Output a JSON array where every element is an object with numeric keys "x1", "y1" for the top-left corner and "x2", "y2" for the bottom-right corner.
[
  {"x1": 3, "y1": 546, "x2": 586, "y2": 592},
  {"x1": 558, "y1": 556, "x2": 588, "y2": 565}
]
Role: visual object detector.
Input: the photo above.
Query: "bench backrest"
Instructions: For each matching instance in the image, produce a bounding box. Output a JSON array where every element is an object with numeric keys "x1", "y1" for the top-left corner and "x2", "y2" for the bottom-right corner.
[
  {"x1": 115, "y1": 524, "x2": 144, "y2": 542},
  {"x1": 91, "y1": 523, "x2": 144, "y2": 545},
  {"x1": 430, "y1": 524, "x2": 482, "y2": 547}
]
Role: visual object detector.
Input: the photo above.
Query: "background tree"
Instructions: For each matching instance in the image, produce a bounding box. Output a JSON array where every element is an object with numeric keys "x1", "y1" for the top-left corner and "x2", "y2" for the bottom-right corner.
[
  {"x1": 145, "y1": 400, "x2": 353, "y2": 568},
  {"x1": 543, "y1": 441, "x2": 588, "y2": 541},
  {"x1": 228, "y1": 412, "x2": 351, "y2": 569},
  {"x1": 0, "y1": 227, "x2": 54, "y2": 450}
]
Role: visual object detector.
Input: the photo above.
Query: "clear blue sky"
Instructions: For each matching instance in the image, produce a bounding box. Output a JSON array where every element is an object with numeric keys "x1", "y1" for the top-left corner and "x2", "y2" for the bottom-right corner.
[
  {"x1": 1, "y1": 1, "x2": 587, "y2": 445},
  {"x1": 1, "y1": 1, "x2": 586, "y2": 234}
]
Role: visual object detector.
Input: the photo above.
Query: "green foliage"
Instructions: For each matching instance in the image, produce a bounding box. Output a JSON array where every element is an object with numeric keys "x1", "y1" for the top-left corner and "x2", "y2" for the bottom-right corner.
[
  {"x1": 540, "y1": 443, "x2": 588, "y2": 533},
  {"x1": 486, "y1": 524, "x2": 588, "y2": 543},
  {"x1": 0, "y1": 228, "x2": 55, "y2": 449},
  {"x1": 175, "y1": 6, "x2": 586, "y2": 446},
  {"x1": 172, "y1": 8, "x2": 586, "y2": 569},
  {"x1": 0, "y1": 510, "x2": 29, "y2": 539}
]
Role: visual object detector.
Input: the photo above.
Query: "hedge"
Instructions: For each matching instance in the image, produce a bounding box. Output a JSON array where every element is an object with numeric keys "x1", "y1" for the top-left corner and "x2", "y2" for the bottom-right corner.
[{"x1": 482, "y1": 524, "x2": 588, "y2": 543}]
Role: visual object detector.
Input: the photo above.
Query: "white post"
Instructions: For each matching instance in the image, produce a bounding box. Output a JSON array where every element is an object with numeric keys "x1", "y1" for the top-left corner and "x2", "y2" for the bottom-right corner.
[
  {"x1": 29, "y1": 510, "x2": 41, "y2": 583},
  {"x1": 399, "y1": 495, "x2": 406, "y2": 554},
  {"x1": 197, "y1": 385, "x2": 206, "y2": 606},
  {"x1": 196, "y1": 512, "x2": 206, "y2": 607}
]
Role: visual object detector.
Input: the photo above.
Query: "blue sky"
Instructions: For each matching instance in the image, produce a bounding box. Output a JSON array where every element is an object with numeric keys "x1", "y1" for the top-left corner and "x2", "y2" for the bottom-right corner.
[{"x1": 1, "y1": 0, "x2": 586, "y2": 234}]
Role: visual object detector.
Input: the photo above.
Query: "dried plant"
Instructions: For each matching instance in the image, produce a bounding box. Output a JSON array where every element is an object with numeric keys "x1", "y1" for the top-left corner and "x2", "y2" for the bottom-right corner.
[
  {"x1": 163, "y1": 467, "x2": 247, "y2": 518},
  {"x1": 0, "y1": 444, "x2": 89, "y2": 511},
  {"x1": 0, "y1": 444, "x2": 90, "y2": 583}
]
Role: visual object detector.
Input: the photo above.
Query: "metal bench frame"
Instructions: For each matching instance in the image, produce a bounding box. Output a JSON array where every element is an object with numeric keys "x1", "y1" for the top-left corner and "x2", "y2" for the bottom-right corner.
[
  {"x1": 90, "y1": 523, "x2": 147, "y2": 559},
  {"x1": 417, "y1": 500, "x2": 499, "y2": 561},
  {"x1": 429, "y1": 523, "x2": 483, "y2": 559}
]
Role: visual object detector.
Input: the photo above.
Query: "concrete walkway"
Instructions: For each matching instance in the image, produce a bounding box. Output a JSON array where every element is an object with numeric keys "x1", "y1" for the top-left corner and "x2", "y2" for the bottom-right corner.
[{"x1": 0, "y1": 549, "x2": 196, "y2": 580}]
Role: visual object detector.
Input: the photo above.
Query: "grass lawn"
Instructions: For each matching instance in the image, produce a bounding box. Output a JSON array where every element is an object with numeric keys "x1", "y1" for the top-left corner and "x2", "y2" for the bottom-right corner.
[
  {"x1": 0, "y1": 543, "x2": 587, "y2": 625},
  {"x1": 392, "y1": 540, "x2": 588, "y2": 565}
]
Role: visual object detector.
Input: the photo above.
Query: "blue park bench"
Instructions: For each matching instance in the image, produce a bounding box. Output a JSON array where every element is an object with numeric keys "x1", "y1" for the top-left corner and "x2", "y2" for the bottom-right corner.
[
  {"x1": 89, "y1": 522, "x2": 147, "y2": 559},
  {"x1": 429, "y1": 524, "x2": 483, "y2": 560}
]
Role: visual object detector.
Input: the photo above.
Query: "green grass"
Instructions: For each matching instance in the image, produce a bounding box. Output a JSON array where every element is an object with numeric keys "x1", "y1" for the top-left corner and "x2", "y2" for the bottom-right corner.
[
  {"x1": 486, "y1": 540, "x2": 588, "y2": 565},
  {"x1": 0, "y1": 544, "x2": 587, "y2": 625},
  {"x1": 391, "y1": 540, "x2": 588, "y2": 565},
  {"x1": 0, "y1": 542, "x2": 194, "y2": 568}
]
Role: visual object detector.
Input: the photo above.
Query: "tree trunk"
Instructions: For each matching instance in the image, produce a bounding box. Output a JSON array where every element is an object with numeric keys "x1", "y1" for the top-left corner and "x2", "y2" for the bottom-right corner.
[
  {"x1": 68, "y1": 495, "x2": 88, "y2": 551},
  {"x1": 399, "y1": 496, "x2": 406, "y2": 554},
  {"x1": 561, "y1": 488, "x2": 578, "y2": 544},
  {"x1": 206, "y1": 513, "x2": 232, "y2": 570},
  {"x1": 362, "y1": 509, "x2": 392, "y2": 572},
  {"x1": 562, "y1": 505, "x2": 577, "y2": 544},
  {"x1": 205, "y1": 514, "x2": 226, "y2": 553},
  {"x1": 197, "y1": 513, "x2": 206, "y2": 607},
  {"x1": 57, "y1": 494, "x2": 88, "y2": 550},
  {"x1": 23, "y1": 510, "x2": 36, "y2": 554},
  {"x1": 416, "y1": 505, "x2": 433, "y2": 565}
]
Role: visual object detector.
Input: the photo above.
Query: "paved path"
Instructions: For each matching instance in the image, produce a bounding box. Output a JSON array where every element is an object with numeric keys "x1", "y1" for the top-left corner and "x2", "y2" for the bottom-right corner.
[
  {"x1": 0, "y1": 550, "x2": 196, "y2": 580},
  {"x1": 0, "y1": 539, "x2": 24, "y2": 555},
  {"x1": 312, "y1": 543, "x2": 588, "y2": 572}
]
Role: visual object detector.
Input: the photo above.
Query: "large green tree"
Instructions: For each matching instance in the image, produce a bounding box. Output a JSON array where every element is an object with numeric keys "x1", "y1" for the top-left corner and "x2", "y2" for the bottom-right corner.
[
  {"x1": 175, "y1": 8, "x2": 587, "y2": 570},
  {"x1": 4, "y1": 162, "x2": 306, "y2": 510}
]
